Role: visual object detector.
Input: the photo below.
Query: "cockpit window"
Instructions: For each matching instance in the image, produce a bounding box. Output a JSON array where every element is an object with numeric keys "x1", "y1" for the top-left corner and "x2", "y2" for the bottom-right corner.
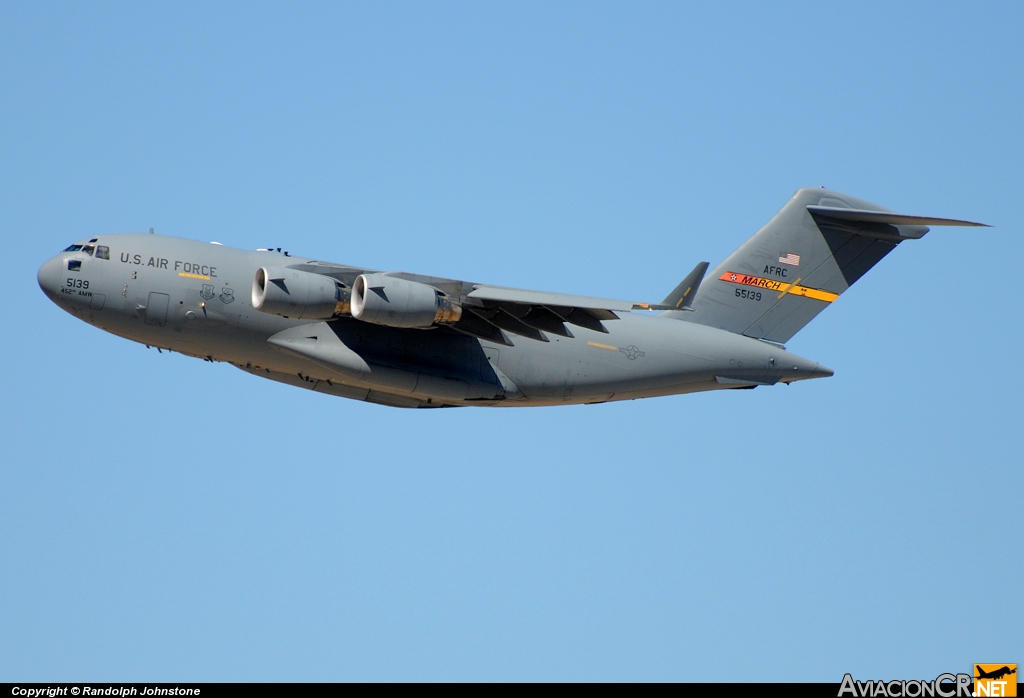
[
  {"x1": 82, "y1": 244, "x2": 95, "y2": 256},
  {"x1": 96, "y1": 245, "x2": 110, "y2": 260},
  {"x1": 67, "y1": 260, "x2": 81, "y2": 271},
  {"x1": 63, "y1": 244, "x2": 83, "y2": 252}
]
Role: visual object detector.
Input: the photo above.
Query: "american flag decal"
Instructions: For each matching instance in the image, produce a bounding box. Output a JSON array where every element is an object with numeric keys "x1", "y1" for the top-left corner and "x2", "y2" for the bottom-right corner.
[{"x1": 778, "y1": 253, "x2": 800, "y2": 266}]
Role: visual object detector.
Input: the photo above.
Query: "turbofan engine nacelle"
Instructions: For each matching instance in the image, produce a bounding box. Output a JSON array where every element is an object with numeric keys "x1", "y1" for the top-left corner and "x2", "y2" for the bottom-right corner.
[
  {"x1": 351, "y1": 273, "x2": 461, "y2": 328},
  {"x1": 252, "y1": 266, "x2": 351, "y2": 319}
]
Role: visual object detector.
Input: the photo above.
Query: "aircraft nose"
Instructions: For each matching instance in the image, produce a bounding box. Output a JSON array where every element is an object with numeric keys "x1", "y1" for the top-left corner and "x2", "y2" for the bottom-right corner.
[{"x1": 37, "y1": 255, "x2": 63, "y2": 300}]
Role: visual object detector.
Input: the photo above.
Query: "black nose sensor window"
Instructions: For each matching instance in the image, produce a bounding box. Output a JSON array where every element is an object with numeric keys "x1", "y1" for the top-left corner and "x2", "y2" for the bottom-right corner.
[{"x1": 67, "y1": 260, "x2": 81, "y2": 271}]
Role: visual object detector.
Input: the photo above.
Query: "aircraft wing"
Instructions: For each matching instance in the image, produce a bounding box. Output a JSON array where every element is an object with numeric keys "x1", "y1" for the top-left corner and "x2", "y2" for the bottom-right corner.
[
  {"x1": 467, "y1": 285, "x2": 669, "y2": 312},
  {"x1": 455, "y1": 284, "x2": 673, "y2": 344},
  {"x1": 286, "y1": 262, "x2": 673, "y2": 345}
]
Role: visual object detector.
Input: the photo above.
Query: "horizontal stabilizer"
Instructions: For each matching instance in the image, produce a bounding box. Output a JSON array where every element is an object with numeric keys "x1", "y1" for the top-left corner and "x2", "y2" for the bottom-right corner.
[{"x1": 806, "y1": 206, "x2": 988, "y2": 228}]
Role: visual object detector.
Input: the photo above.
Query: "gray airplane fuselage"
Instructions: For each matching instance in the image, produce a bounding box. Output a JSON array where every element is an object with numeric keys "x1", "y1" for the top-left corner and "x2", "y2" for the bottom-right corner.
[{"x1": 37, "y1": 233, "x2": 830, "y2": 408}]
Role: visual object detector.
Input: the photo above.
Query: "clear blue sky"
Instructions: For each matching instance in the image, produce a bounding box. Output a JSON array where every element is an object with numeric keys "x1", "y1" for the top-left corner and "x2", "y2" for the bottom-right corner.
[{"x1": 2, "y1": 1, "x2": 1020, "y2": 682}]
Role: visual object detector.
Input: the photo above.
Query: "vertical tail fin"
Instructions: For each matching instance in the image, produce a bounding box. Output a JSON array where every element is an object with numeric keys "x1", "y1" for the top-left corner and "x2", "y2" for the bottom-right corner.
[{"x1": 670, "y1": 188, "x2": 985, "y2": 343}]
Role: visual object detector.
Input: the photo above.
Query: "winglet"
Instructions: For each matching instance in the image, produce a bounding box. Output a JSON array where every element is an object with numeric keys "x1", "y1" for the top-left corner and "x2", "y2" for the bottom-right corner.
[{"x1": 661, "y1": 262, "x2": 709, "y2": 311}]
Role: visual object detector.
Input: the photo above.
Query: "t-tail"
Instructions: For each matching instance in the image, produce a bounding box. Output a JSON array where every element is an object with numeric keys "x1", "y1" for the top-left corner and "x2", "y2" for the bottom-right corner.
[{"x1": 668, "y1": 187, "x2": 986, "y2": 343}]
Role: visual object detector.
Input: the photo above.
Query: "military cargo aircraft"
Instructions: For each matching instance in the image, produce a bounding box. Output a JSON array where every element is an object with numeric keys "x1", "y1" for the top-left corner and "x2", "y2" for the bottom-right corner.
[{"x1": 37, "y1": 188, "x2": 985, "y2": 408}]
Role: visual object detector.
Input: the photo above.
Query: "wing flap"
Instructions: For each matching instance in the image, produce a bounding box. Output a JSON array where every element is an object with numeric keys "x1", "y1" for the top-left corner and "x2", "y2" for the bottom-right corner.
[
  {"x1": 447, "y1": 308, "x2": 513, "y2": 345},
  {"x1": 461, "y1": 284, "x2": 671, "y2": 341},
  {"x1": 467, "y1": 307, "x2": 549, "y2": 342}
]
